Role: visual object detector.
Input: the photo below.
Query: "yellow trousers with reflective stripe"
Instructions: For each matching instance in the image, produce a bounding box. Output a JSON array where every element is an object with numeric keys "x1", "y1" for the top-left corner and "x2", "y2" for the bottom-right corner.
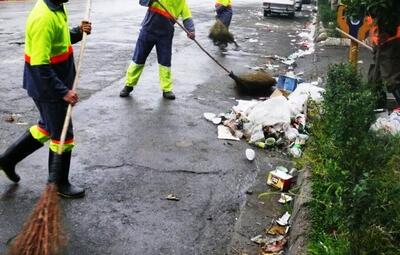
[
  {"x1": 29, "y1": 125, "x2": 74, "y2": 153},
  {"x1": 125, "y1": 62, "x2": 173, "y2": 92}
]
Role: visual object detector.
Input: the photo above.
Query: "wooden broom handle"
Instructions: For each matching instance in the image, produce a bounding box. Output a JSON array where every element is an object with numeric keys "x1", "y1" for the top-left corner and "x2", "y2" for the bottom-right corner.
[
  {"x1": 336, "y1": 27, "x2": 373, "y2": 52},
  {"x1": 58, "y1": 0, "x2": 92, "y2": 155}
]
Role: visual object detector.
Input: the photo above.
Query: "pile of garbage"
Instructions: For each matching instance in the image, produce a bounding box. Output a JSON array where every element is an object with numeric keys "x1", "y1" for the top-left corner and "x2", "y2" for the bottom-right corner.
[
  {"x1": 371, "y1": 109, "x2": 400, "y2": 135},
  {"x1": 204, "y1": 82, "x2": 325, "y2": 158}
]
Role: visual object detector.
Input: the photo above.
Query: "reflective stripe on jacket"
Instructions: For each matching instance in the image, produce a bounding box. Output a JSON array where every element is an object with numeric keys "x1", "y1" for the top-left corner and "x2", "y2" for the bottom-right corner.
[
  {"x1": 141, "y1": 0, "x2": 194, "y2": 37},
  {"x1": 149, "y1": 0, "x2": 192, "y2": 20},
  {"x1": 25, "y1": 0, "x2": 72, "y2": 65}
]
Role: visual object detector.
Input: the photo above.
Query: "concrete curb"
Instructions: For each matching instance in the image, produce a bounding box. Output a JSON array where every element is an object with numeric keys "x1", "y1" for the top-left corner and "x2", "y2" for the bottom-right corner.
[{"x1": 287, "y1": 168, "x2": 312, "y2": 255}]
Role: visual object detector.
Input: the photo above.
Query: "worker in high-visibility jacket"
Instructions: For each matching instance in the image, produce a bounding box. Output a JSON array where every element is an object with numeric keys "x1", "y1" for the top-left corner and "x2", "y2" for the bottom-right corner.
[
  {"x1": 0, "y1": 0, "x2": 91, "y2": 198},
  {"x1": 119, "y1": 0, "x2": 195, "y2": 100},
  {"x1": 215, "y1": 0, "x2": 233, "y2": 28},
  {"x1": 367, "y1": 17, "x2": 400, "y2": 109}
]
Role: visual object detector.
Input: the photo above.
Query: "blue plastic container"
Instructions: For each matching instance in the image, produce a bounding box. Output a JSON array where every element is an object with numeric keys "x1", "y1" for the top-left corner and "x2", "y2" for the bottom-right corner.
[{"x1": 277, "y1": 75, "x2": 298, "y2": 92}]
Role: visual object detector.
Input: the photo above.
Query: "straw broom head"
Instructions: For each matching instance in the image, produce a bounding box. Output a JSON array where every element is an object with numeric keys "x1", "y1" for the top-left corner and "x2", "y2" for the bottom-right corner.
[{"x1": 7, "y1": 183, "x2": 66, "y2": 255}]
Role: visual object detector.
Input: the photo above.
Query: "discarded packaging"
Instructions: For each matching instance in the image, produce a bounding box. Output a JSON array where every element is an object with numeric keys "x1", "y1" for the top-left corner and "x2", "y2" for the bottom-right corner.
[
  {"x1": 277, "y1": 75, "x2": 298, "y2": 92},
  {"x1": 289, "y1": 144, "x2": 302, "y2": 158},
  {"x1": 265, "y1": 137, "x2": 276, "y2": 148},
  {"x1": 251, "y1": 234, "x2": 264, "y2": 244},
  {"x1": 266, "y1": 225, "x2": 289, "y2": 236},
  {"x1": 212, "y1": 117, "x2": 222, "y2": 125},
  {"x1": 278, "y1": 193, "x2": 293, "y2": 204},
  {"x1": 260, "y1": 237, "x2": 288, "y2": 253},
  {"x1": 255, "y1": 141, "x2": 266, "y2": 149},
  {"x1": 267, "y1": 170, "x2": 293, "y2": 191},
  {"x1": 204, "y1": 112, "x2": 216, "y2": 122},
  {"x1": 245, "y1": 148, "x2": 256, "y2": 161},
  {"x1": 4, "y1": 115, "x2": 15, "y2": 123},
  {"x1": 295, "y1": 134, "x2": 309, "y2": 145},
  {"x1": 276, "y1": 212, "x2": 291, "y2": 226},
  {"x1": 166, "y1": 194, "x2": 180, "y2": 201},
  {"x1": 275, "y1": 166, "x2": 288, "y2": 173},
  {"x1": 218, "y1": 125, "x2": 240, "y2": 141}
]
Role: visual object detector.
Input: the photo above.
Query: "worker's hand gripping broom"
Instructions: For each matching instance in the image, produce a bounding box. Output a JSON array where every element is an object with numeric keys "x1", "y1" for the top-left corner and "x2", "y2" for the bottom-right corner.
[{"x1": 7, "y1": 0, "x2": 92, "y2": 254}]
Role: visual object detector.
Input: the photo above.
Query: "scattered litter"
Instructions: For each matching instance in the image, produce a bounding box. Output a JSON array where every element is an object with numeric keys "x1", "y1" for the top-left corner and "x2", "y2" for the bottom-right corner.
[
  {"x1": 260, "y1": 237, "x2": 288, "y2": 253},
  {"x1": 16, "y1": 122, "x2": 29, "y2": 126},
  {"x1": 245, "y1": 148, "x2": 256, "y2": 161},
  {"x1": 358, "y1": 60, "x2": 363, "y2": 64},
  {"x1": 371, "y1": 111, "x2": 400, "y2": 135},
  {"x1": 218, "y1": 125, "x2": 240, "y2": 141},
  {"x1": 265, "y1": 137, "x2": 276, "y2": 148},
  {"x1": 251, "y1": 235, "x2": 264, "y2": 244},
  {"x1": 275, "y1": 166, "x2": 288, "y2": 173},
  {"x1": 289, "y1": 168, "x2": 297, "y2": 175},
  {"x1": 266, "y1": 225, "x2": 289, "y2": 236},
  {"x1": 289, "y1": 144, "x2": 302, "y2": 158},
  {"x1": 245, "y1": 65, "x2": 264, "y2": 71},
  {"x1": 204, "y1": 112, "x2": 216, "y2": 122},
  {"x1": 276, "y1": 212, "x2": 291, "y2": 226},
  {"x1": 278, "y1": 193, "x2": 293, "y2": 204},
  {"x1": 249, "y1": 38, "x2": 259, "y2": 43},
  {"x1": 212, "y1": 117, "x2": 222, "y2": 125},
  {"x1": 4, "y1": 115, "x2": 15, "y2": 123},
  {"x1": 165, "y1": 194, "x2": 180, "y2": 201},
  {"x1": 277, "y1": 75, "x2": 299, "y2": 92},
  {"x1": 267, "y1": 169, "x2": 293, "y2": 191}
]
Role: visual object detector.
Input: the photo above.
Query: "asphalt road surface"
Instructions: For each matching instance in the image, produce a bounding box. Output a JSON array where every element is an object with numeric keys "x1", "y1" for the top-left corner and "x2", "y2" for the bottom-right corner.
[{"x1": 0, "y1": 0, "x2": 315, "y2": 254}]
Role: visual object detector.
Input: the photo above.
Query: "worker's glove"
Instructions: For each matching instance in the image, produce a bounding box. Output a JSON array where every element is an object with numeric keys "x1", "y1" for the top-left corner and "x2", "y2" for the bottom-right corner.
[
  {"x1": 80, "y1": 21, "x2": 92, "y2": 35},
  {"x1": 187, "y1": 32, "x2": 195, "y2": 40}
]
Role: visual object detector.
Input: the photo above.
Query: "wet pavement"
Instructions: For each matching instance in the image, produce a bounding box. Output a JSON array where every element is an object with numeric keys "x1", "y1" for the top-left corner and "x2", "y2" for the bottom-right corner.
[{"x1": 1, "y1": 0, "x2": 318, "y2": 254}]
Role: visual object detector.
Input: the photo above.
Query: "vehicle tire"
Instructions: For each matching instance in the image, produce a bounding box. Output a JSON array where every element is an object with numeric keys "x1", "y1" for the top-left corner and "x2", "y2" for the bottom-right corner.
[
  {"x1": 289, "y1": 12, "x2": 295, "y2": 18},
  {"x1": 263, "y1": 10, "x2": 270, "y2": 17}
]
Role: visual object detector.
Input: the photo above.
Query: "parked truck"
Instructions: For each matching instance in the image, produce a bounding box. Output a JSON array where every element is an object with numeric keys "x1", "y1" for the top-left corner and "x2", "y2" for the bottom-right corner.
[{"x1": 263, "y1": 0, "x2": 302, "y2": 18}]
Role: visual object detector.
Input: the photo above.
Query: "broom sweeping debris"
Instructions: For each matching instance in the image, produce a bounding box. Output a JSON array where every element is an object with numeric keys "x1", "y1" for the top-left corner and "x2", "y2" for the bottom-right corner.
[
  {"x1": 7, "y1": 184, "x2": 66, "y2": 255},
  {"x1": 155, "y1": 0, "x2": 276, "y2": 96},
  {"x1": 208, "y1": 19, "x2": 235, "y2": 46}
]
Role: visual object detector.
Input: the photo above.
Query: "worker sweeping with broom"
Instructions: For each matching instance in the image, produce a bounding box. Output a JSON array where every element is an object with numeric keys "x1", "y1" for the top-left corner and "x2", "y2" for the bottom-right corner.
[
  {"x1": 119, "y1": 0, "x2": 195, "y2": 100},
  {"x1": 209, "y1": 0, "x2": 237, "y2": 50},
  {"x1": 0, "y1": 0, "x2": 92, "y2": 199}
]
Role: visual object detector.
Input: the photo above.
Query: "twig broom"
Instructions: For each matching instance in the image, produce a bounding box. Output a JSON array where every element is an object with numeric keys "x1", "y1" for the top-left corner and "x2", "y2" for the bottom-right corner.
[{"x1": 7, "y1": 0, "x2": 92, "y2": 254}]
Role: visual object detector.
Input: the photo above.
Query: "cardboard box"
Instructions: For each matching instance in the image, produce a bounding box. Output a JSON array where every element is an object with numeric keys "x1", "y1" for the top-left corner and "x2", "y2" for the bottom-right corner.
[{"x1": 267, "y1": 170, "x2": 293, "y2": 191}]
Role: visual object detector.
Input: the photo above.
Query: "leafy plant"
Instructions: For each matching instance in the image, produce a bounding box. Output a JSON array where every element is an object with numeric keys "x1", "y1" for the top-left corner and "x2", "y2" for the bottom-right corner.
[{"x1": 304, "y1": 63, "x2": 400, "y2": 254}]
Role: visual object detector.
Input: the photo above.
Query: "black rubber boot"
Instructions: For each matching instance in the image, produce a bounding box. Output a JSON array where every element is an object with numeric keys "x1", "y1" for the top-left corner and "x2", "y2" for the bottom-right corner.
[
  {"x1": 0, "y1": 131, "x2": 43, "y2": 183},
  {"x1": 119, "y1": 86, "x2": 133, "y2": 97},
  {"x1": 48, "y1": 150, "x2": 85, "y2": 198},
  {"x1": 162, "y1": 91, "x2": 176, "y2": 100}
]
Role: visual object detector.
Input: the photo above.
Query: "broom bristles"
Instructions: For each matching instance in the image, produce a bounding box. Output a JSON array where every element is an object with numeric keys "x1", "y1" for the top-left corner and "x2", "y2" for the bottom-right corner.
[
  {"x1": 8, "y1": 184, "x2": 66, "y2": 255},
  {"x1": 234, "y1": 71, "x2": 277, "y2": 96},
  {"x1": 209, "y1": 20, "x2": 235, "y2": 45}
]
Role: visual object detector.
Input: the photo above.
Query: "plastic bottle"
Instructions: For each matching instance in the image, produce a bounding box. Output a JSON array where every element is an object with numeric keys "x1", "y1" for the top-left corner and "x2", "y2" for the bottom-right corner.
[
  {"x1": 289, "y1": 144, "x2": 302, "y2": 158},
  {"x1": 254, "y1": 141, "x2": 266, "y2": 149}
]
